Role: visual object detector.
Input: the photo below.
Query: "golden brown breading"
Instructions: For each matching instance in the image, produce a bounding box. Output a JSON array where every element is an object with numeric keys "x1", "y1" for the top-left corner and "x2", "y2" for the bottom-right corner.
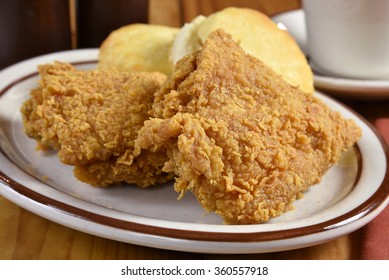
[
  {"x1": 134, "y1": 29, "x2": 362, "y2": 224},
  {"x1": 73, "y1": 149, "x2": 172, "y2": 187},
  {"x1": 21, "y1": 62, "x2": 172, "y2": 187}
]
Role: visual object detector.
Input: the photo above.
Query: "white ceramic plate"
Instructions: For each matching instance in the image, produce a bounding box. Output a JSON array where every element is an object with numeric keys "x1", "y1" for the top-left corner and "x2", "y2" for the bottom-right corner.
[
  {"x1": 0, "y1": 50, "x2": 388, "y2": 254},
  {"x1": 272, "y1": 9, "x2": 389, "y2": 99}
]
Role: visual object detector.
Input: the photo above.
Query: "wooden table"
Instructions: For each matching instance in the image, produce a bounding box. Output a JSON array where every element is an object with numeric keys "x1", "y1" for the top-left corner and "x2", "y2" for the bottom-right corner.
[{"x1": 0, "y1": 0, "x2": 387, "y2": 260}]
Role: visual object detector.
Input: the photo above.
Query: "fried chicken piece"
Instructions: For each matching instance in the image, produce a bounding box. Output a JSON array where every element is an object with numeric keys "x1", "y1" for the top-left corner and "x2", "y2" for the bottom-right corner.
[
  {"x1": 21, "y1": 62, "x2": 172, "y2": 187},
  {"x1": 73, "y1": 148, "x2": 172, "y2": 187},
  {"x1": 134, "y1": 29, "x2": 362, "y2": 224}
]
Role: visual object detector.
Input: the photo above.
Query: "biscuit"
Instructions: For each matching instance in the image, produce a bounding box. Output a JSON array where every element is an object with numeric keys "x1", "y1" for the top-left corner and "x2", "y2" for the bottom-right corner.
[
  {"x1": 171, "y1": 8, "x2": 313, "y2": 93},
  {"x1": 99, "y1": 24, "x2": 178, "y2": 75}
]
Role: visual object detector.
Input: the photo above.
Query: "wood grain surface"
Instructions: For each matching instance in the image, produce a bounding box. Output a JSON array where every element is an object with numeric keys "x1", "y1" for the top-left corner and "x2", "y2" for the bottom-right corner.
[
  {"x1": 0, "y1": 0, "x2": 386, "y2": 260},
  {"x1": 0, "y1": 196, "x2": 362, "y2": 259}
]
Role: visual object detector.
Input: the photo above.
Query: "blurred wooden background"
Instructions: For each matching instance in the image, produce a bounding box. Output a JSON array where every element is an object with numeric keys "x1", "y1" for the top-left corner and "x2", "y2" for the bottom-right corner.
[
  {"x1": 0, "y1": 0, "x2": 300, "y2": 69},
  {"x1": 71, "y1": 0, "x2": 301, "y2": 48},
  {"x1": 148, "y1": 0, "x2": 300, "y2": 26}
]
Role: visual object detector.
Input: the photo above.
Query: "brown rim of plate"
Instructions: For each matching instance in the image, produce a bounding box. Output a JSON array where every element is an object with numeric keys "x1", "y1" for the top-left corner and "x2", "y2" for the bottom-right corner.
[{"x1": 0, "y1": 60, "x2": 388, "y2": 243}]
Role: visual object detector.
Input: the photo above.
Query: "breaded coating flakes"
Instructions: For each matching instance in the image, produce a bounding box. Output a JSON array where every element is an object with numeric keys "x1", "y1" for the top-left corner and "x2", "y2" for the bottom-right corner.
[
  {"x1": 21, "y1": 62, "x2": 172, "y2": 187},
  {"x1": 134, "y1": 29, "x2": 362, "y2": 224}
]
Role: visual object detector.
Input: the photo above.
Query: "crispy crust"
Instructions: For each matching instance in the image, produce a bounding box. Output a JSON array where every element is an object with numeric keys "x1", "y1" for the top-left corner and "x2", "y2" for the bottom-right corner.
[
  {"x1": 21, "y1": 62, "x2": 173, "y2": 187},
  {"x1": 135, "y1": 29, "x2": 361, "y2": 224}
]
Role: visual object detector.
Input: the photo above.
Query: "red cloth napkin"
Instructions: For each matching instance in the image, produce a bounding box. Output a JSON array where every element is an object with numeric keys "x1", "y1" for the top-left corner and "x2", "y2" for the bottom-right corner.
[{"x1": 360, "y1": 118, "x2": 389, "y2": 260}]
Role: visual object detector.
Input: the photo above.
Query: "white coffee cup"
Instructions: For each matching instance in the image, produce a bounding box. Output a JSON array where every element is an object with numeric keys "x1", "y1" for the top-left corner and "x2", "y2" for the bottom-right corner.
[{"x1": 302, "y1": 0, "x2": 389, "y2": 80}]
